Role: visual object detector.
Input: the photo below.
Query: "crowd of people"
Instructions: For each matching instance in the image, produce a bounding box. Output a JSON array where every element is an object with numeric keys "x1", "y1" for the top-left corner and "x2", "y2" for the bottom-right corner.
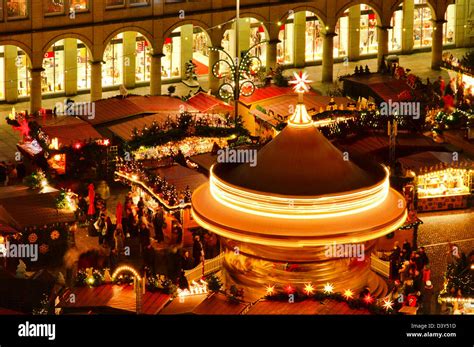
[
  {"x1": 388, "y1": 240, "x2": 433, "y2": 313},
  {"x1": 74, "y1": 188, "x2": 220, "y2": 287}
]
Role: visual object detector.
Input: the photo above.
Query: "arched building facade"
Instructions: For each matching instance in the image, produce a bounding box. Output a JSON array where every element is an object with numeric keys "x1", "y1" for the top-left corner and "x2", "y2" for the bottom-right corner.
[{"x1": 0, "y1": 0, "x2": 471, "y2": 112}]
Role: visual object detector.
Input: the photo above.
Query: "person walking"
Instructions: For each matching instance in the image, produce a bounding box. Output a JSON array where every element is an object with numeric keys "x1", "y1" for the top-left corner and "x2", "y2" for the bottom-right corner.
[
  {"x1": 192, "y1": 235, "x2": 204, "y2": 267},
  {"x1": 153, "y1": 208, "x2": 165, "y2": 243}
]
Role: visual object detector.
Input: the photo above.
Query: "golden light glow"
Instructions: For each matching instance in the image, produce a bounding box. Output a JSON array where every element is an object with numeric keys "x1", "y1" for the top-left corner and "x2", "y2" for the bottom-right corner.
[
  {"x1": 382, "y1": 298, "x2": 394, "y2": 311},
  {"x1": 304, "y1": 283, "x2": 315, "y2": 295},
  {"x1": 178, "y1": 279, "x2": 208, "y2": 297},
  {"x1": 343, "y1": 289, "x2": 354, "y2": 299},
  {"x1": 115, "y1": 171, "x2": 191, "y2": 210},
  {"x1": 209, "y1": 166, "x2": 391, "y2": 219},
  {"x1": 289, "y1": 71, "x2": 312, "y2": 94},
  {"x1": 266, "y1": 285, "x2": 275, "y2": 295},
  {"x1": 323, "y1": 283, "x2": 334, "y2": 294},
  {"x1": 112, "y1": 265, "x2": 141, "y2": 281},
  {"x1": 288, "y1": 103, "x2": 313, "y2": 128},
  {"x1": 191, "y1": 203, "x2": 408, "y2": 248}
]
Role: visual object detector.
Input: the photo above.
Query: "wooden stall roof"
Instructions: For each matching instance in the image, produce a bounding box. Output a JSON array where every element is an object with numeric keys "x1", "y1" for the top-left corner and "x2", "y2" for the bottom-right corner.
[
  {"x1": 77, "y1": 97, "x2": 146, "y2": 125},
  {"x1": 159, "y1": 293, "x2": 208, "y2": 314},
  {"x1": 0, "y1": 191, "x2": 75, "y2": 228},
  {"x1": 127, "y1": 95, "x2": 197, "y2": 113},
  {"x1": 240, "y1": 86, "x2": 299, "y2": 105},
  {"x1": 151, "y1": 165, "x2": 208, "y2": 192},
  {"x1": 191, "y1": 293, "x2": 247, "y2": 315},
  {"x1": 57, "y1": 285, "x2": 171, "y2": 315},
  {"x1": 249, "y1": 94, "x2": 349, "y2": 127},
  {"x1": 42, "y1": 117, "x2": 103, "y2": 146},
  {"x1": 187, "y1": 92, "x2": 233, "y2": 113},
  {"x1": 398, "y1": 151, "x2": 472, "y2": 172},
  {"x1": 106, "y1": 113, "x2": 171, "y2": 141},
  {"x1": 189, "y1": 153, "x2": 217, "y2": 173},
  {"x1": 333, "y1": 133, "x2": 447, "y2": 157},
  {"x1": 245, "y1": 299, "x2": 371, "y2": 315},
  {"x1": 342, "y1": 74, "x2": 410, "y2": 102}
]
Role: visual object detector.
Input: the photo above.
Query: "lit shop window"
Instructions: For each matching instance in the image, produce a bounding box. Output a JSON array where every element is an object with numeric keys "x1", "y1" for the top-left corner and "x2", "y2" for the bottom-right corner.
[
  {"x1": 6, "y1": 0, "x2": 28, "y2": 18},
  {"x1": 388, "y1": 6, "x2": 403, "y2": 51},
  {"x1": 0, "y1": 47, "x2": 4, "y2": 100},
  {"x1": 135, "y1": 34, "x2": 151, "y2": 83},
  {"x1": 443, "y1": 4, "x2": 456, "y2": 45},
  {"x1": 248, "y1": 18, "x2": 266, "y2": 66},
  {"x1": 77, "y1": 42, "x2": 91, "y2": 90},
  {"x1": 360, "y1": 5, "x2": 378, "y2": 55},
  {"x1": 277, "y1": 23, "x2": 292, "y2": 64},
  {"x1": 192, "y1": 27, "x2": 209, "y2": 75},
  {"x1": 413, "y1": 0, "x2": 433, "y2": 48},
  {"x1": 70, "y1": 0, "x2": 88, "y2": 12},
  {"x1": 334, "y1": 11, "x2": 348, "y2": 58},
  {"x1": 102, "y1": 34, "x2": 123, "y2": 86},
  {"x1": 43, "y1": 41, "x2": 65, "y2": 93},
  {"x1": 17, "y1": 48, "x2": 30, "y2": 97},
  {"x1": 162, "y1": 29, "x2": 181, "y2": 79},
  {"x1": 305, "y1": 12, "x2": 323, "y2": 62},
  {"x1": 45, "y1": 0, "x2": 64, "y2": 14}
]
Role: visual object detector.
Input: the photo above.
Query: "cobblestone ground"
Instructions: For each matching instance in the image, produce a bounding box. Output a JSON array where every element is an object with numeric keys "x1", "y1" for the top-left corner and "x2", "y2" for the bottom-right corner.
[{"x1": 416, "y1": 208, "x2": 474, "y2": 302}]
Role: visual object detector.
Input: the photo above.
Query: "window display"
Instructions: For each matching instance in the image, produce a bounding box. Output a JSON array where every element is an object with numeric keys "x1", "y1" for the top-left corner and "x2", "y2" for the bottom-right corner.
[
  {"x1": 162, "y1": 29, "x2": 180, "y2": 79},
  {"x1": 102, "y1": 34, "x2": 123, "y2": 86},
  {"x1": 17, "y1": 48, "x2": 30, "y2": 97},
  {"x1": 77, "y1": 42, "x2": 90, "y2": 90},
  {"x1": 135, "y1": 34, "x2": 151, "y2": 83},
  {"x1": 277, "y1": 23, "x2": 292, "y2": 64},
  {"x1": 305, "y1": 12, "x2": 323, "y2": 62},
  {"x1": 129, "y1": 0, "x2": 148, "y2": 5},
  {"x1": 413, "y1": 0, "x2": 433, "y2": 48},
  {"x1": 70, "y1": 0, "x2": 88, "y2": 12},
  {"x1": 389, "y1": 6, "x2": 403, "y2": 51},
  {"x1": 249, "y1": 21, "x2": 266, "y2": 66},
  {"x1": 45, "y1": 0, "x2": 64, "y2": 14},
  {"x1": 443, "y1": 4, "x2": 456, "y2": 45},
  {"x1": 417, "y1": 168, "x2": 471, "y2": 198},
  {"x1": 359, "y1": 5, "x2": 378, "y2": 55},
  {"x1": 42, "y1": 41, "x2": 65, "y2": 93},
  {"x1": 6, "y1": 0, "x2": 27, "y2": 18},
  {"x1": 335, "y1": 12, "x2": 349, "y2": 58},
  {"x1": 192, "y1": 28, "x2": 209, "y2": 75}
]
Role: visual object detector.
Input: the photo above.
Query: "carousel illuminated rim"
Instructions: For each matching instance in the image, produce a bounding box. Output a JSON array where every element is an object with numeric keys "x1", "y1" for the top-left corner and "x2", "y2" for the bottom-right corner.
[
  {"x1": 209, "y1": 165, "x2": 391, "y2": 219},
  {"x1": 191, "y1": 71, "x2": 408, "y2": 247}
]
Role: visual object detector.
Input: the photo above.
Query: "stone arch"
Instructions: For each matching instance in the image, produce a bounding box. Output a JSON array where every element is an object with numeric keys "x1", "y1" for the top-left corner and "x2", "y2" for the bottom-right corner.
[
  {"x1": 0, "y1": 39, "x2": 32, "y2": 63},
  {"x1": 103, "y1": 26, "x2": 155, "y2": 54},
  {"x1": 335, "y1": 1, "x2": 384, "y2": 23},
  {"x1": 42, "y1": 33, "x2": 93, "y2": 57},
  {"x1": 279, "y1": 6, "x2": 328, "y2": 28},
  {"x1": 163, "y1": 19, "x2": 212, "y2": 42}
]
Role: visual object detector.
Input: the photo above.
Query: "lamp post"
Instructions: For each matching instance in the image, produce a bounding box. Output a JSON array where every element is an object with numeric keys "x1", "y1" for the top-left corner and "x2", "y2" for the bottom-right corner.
[{"x1": 210, "y1": 0, "x2": 267, "y2": 126}]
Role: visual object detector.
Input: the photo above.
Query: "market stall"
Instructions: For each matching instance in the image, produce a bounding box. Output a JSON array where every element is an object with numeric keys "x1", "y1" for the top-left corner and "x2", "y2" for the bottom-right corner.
[{"x1": 400, "y1": 152, "x2": 473, "y2": 212}]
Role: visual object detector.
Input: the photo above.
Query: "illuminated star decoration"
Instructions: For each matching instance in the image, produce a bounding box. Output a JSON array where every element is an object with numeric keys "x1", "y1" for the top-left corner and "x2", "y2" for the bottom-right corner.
[
  {"x1": 364, "y1": 294, "x2": 374, "y2": 304},
  {"x1": 13, "y1": 119, "x2": 30, "y2": 138},
  {"x1": 343, "y1": 289, "x2": 354, "y2": 300},
  {"x1": 289, "y1": 71, "x2": 312, "y2": 94},
  {"x1": 323, "y1": 283, "x2": 334, "y2": 294},
  {"x1": 265, "y1": 285, "x2": 275, "y2": 296},
  {"x1": 304, "y1": 283, "x2": 315, "y2": 295},
  {"x1": 285, "y1": 285, "x2": 295, "y2": 294},
  {"x1": 382, "y1": 298, "x2": 394, "y2": 311}
]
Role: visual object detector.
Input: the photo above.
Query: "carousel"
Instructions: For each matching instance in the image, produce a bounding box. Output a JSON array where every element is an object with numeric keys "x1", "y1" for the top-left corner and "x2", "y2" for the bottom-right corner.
[{"x1": 191, "y1": 72, "x2": 408, "y2": 300}]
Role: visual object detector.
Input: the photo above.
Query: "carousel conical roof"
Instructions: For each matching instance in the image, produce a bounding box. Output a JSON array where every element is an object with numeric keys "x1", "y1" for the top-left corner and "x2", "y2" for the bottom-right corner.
[{"x1": 214, "y1": 124, "x2": 383, "y2": 196}]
